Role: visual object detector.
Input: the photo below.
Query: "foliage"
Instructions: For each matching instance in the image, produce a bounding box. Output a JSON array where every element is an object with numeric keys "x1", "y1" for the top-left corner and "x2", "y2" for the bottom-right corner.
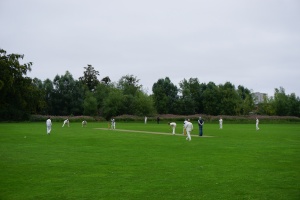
[
  {"x1": 0, "y1": 49, "x2": 44, "y2": 120},
  {"x1": 117, "y1": 74, "x2": 141, "y2": 96},
  {"x1": 1, "y1": 48, "x2": 300, "y2": 121},
  {"x1": 29, "y1": 115, "x2": 101, "y2": 122},
  {"x1": 50, "y1": 71, "x2": 84, "y2": 116},
  {"x1": 79, "y1": 64, "x2": 100, "y2": 91},
  {"x1": 152, "y1": 77, "x2": 179, "y2": 114},
  {"x1": 257, "y1": 87, "x2": 300, "y2": 117},
  {"x1": 83, "y1": 91, "x2": 98, "y2": 116}
]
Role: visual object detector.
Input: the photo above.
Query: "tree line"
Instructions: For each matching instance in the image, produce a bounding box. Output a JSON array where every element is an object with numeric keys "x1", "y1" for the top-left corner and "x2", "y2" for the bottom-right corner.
[{"x1": 1, "y1": 49, "x2": 299, "y2": 121}]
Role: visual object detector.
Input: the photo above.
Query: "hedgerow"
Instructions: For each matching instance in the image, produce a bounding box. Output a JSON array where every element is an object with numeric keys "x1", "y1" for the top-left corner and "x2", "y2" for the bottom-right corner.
[{"x1": 28, "y1": 114, "x2": 300, "y2": 123}]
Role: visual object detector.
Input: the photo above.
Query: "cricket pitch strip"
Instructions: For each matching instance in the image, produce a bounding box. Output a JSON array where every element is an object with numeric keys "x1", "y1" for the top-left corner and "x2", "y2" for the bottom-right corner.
[{"x1": 95, "y1": 128, "x2": 214, "y2": 137}]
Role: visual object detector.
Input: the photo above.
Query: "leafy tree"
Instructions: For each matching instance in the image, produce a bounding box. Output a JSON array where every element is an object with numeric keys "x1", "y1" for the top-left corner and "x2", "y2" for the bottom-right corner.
[
  {"x1": 116, "y1": 74, "x2": 155, "y2": 116},
  {"x1": 51, "y1": 71, "x2": 80, "y2": 115},
  {"x1": 133, "y1": 91, "x2": 156, "y2": 116},
  {"x1": 287, "y1": 93, "x2": 300, "y2": 117},
  {"x1": 178, "y1": 78, "x2": 206, "y2": 114},
  {"x1": 79, "y1": 64, "x2": 100, "y2": 91},
  {"x1": 273, "y1": 87, "x2": 289, "y2": 116},
  {"x1": 101, "y1": 76, "x2": 111, "y2": 85},
  {"x1": 0, "y1": 49, "x2": 43, "y2": 120},
  {"x1": 257, "y1": 95, "x2": 275, "y2": 115},
  {"x1": 152, "y1": 77, "x2": 179, "y2": 114},
  {"x1": 102, "y1": 88, "x2": 124, "y2": 120},
  {"x1": 237, "y1": 85, "x2": 254, "y2": 115},
  {"x1": 83, "y1": 91, "x2": 98, "y2": 116},
  {"x1": 178, "y1": 79, "x2": 196, "y2": 114},
  {"x1": 95, "y1": 82, "x2": 114, "y2": 116},
  {"x1": 70, "y1": 80, "x2": 85, "y2": 115},
  {"x1": 117, "y1": 74, "x2": 141, "y2": 96},
  {"x1": 202, "y1": 82, "x2": 220, "y2": 115},
  {"x1": 41, "y1": 79, "x2": 54, "y2": 114},
  {"x1": 30, "y1": 78, "x2": 47, "y2": 114},
  {"x1": 219, "y1": 82, "x2": 239, "y2": 115}
]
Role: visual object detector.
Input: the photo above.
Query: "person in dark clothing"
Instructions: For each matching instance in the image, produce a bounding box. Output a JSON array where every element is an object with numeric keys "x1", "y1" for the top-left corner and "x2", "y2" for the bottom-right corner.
[
  {"x1": 197, "y1": 117, "x2": 204, "y2": 136},
  {"x1": 157, "y1": 116, "x2": 160, "y2": 124}
]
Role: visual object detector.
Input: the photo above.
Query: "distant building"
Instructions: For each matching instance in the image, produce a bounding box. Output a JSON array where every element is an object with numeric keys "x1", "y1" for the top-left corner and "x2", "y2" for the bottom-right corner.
[{"x1": 253, "y1": 92, "x2": 267, "y2": 104}]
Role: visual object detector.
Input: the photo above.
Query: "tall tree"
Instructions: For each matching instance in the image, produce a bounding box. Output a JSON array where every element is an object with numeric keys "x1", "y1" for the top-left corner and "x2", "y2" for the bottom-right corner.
[
  {"x1": 219, "y1": 82, "x2": 239, "y2": 115},
  {"x1": 101, "y1": 76, "x2": 111, "y2": 85},
  {"x1": 273, "y1": 87, "x2": 289, "y2": 116},
  {"x1": 287, "y1": 93, "x2": 300, "y2": 117},
  {"x1": 179, "y1": 78, "x2": 205, "y2": 114},
  {"x1": 52, "y1": 71, "x2": 82, "y2": 115},
  {"x1": 0, "y1": 49, "x2": 43, "y2": 120},
  {"x1": 117, "y1": 74, "x2": 141, "y2": 96},
  {"x1": 202, "y1": 82, "x2": 220, "y2": 115},
  {"x1": 102, "y1": 88, "x2": 124, "y2": 120},
  {"x1": 30, "y1": 78, "x2": 47, "y2": 114},
  {"x1": 257, "y1": 95, "x2": 275, "y2": 115},
  {"x1": 179, "y1": 79, "x2": 196, "y2": 114},
  {"x1": 133, "y1": 90, "x2": 156, "y2": 116},
  {"x1": 83, "y1": 91, "x2": 98, "y2": 116},
  {"x1": 42, "y1": 79, "x2": 54, "y2": 114},
  {"x1": 95, "y1": 82, "x2": 114, "y2": 116},
  {"x1": 237, "y1": 85, "x2": 254, "y2": 115},
  {"x1": 79, "y1": 64, "x2": 100, "y2": 91},
  {"x1": 152, "y1": 77, "x2": 179, "y2": 114}
]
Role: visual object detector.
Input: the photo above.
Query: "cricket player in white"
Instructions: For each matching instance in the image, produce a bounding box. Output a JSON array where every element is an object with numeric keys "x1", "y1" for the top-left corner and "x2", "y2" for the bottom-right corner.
[
  {"x1": 111, "y1": 119, "x2": 116, "y2": 129},
  {"x1": 82, "y1": 120, "x2": 87, "y2": 127},
  {"x1": 168, "y1": 122, "x2": 176, "y2": 135},
  {"x1": 46, "y1": 117, "x2": 52, "y2": 135},
  {"x1": 184, "y1": 119, "x2": 193, "y2": 141},
  {"x1": 219, "y1": 117, "x2": 223, "y2": 129},
  {"x1": 144, "y1": 116, "x2": 147, "y2": 124},
  {"x1": 62, "y1": 119, "x2": 69, "y2": 127},
  {"x1": 256, "y1": 118, "x2": 259, "y2": 130}
]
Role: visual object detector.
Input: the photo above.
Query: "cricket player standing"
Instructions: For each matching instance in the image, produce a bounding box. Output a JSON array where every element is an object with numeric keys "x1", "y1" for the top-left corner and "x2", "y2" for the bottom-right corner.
[
  {"x1": 46, "y1": 117, "x2": 52, "y2": 135},
  {"x1": 219, "y1": 117, "x2": 223, "y2": 129},
  {"x1": 256, "y1": 118, "x2": 259, "y2": 130},
  {"x1": 111, "y1": 119, "x2": 116, "y2": 129}
]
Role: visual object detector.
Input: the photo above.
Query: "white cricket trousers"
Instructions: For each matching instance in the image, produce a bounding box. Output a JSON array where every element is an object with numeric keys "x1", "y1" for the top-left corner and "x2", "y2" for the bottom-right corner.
[
  {"x1": 47, "y1": 126, "x2": 51, "y2": 134},
  {"x1": 186, "y1": 130, "x2": 191, "y2": 141}
]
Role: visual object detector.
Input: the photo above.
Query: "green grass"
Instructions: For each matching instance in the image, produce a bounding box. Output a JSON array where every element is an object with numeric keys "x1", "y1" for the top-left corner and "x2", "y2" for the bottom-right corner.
[{"x1": 0, "y1": 122, "x2": 299, "y2": 200}]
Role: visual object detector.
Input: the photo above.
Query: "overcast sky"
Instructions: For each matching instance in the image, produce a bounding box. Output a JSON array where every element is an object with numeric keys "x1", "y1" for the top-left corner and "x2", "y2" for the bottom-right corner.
[{"x1": 1, "y1": 0, "x2": 299, "y2": 96}]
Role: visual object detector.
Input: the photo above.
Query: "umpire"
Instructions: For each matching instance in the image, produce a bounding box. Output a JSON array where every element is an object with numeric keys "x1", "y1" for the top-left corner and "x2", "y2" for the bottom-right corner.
[{"x1": 197, "y1": 117, "x2": 204, "y2": 136}]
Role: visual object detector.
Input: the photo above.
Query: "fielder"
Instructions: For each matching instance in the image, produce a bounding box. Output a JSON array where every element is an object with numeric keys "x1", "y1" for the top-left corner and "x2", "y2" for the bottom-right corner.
[
  {"x1": 168, "y1": 122, "x2": 176, "y2": 135},
  {"x1": 219, "y1": 117, "x2": 223, "y2": 129},
  {"x1": 46, "y1": 117, "x2": 52, "y2": 135},
  {"x1": 256, "y1": 118, "x2": 259, "y2": 130},
  {"x1": 111, "y1": 118, "x2": 116, "y2": 129},
  {"x1": 62, "y1": 119, "x2": 69, "y2": 127},
  {"x1": 82, "y1": 120, "x2": 87, "y2": 127}
]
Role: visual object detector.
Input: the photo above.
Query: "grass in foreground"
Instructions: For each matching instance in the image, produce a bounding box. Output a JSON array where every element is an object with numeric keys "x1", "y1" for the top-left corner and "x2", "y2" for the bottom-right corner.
[{"x1": 0, "y1": 122, "x2": 299, "y2": 200}]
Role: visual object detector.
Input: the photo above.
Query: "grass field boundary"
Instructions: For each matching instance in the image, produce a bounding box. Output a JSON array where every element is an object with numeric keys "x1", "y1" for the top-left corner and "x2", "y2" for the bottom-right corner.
[{"x1": 95, "y1": 128, "x2": 215, "y2": 137}]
